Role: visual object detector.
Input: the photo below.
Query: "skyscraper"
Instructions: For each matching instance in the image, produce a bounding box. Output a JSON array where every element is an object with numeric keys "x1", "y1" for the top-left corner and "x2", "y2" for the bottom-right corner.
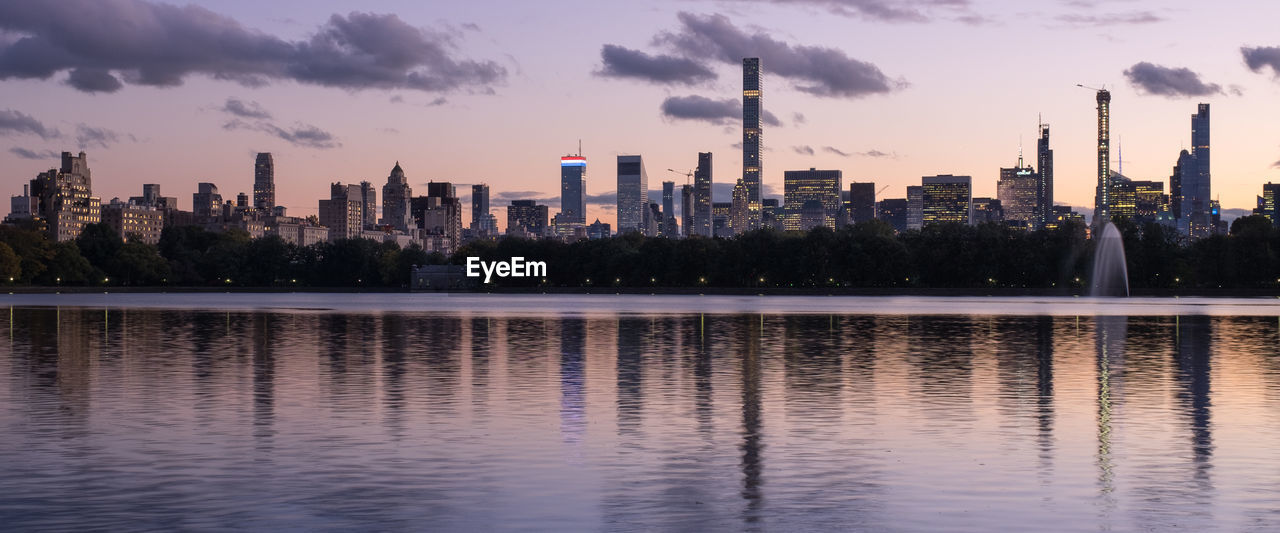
[
  {"x1": 906, "y1": 185, "x2": 923, "y2": 230},
  {"x1": 848, "y1": 182, "x2": 876, "y2": 224},
  {"x1": 471, "y1": 184, "x2": 497, "y2": 236},
  {"x1": 1182, "y1": 103, "x2": 1212, "y2": 238},
  {"x1": 680, "y1": 183, "x2": 694, "y2": 237},
  {"x1": 359, "y1": 181, "x2": 377, "y2": 229},
  {"x1": 922, "y1": 175, "x2": 972, "y2": 226},
  {"x1": 560, "y1": 154, "x2": 587, "y2": 224},
  {"x1": 1036, "y1": 121, "x2": 1053, "y2": 229},
  {"x1": 783, "y1": 168, "x2": 842, "y2": 231},
  {"x1": 381, "y1": 162, "x2": 413, "y2": 231},
  {"x1": 1170, "y1": 150, "x2": 1190, "y2": 220},
  {"x1": 1092, "y1": 89, "x2": 1112, "y2": 227},
  {"x1": 998, "y1": 151, "x2": 1037, "y2": 229},
  {"x1": 253, "y1": 152, "x2": 274, "y2": 212},
  {"x1": 693, "y1": 152, "x2": 712, "y2": 237},
  {"x1": 507, "y1": 200, "x2": 548, "y2": 237},
  {"x1": 661, "y1": 181, "x2": 677, "y2": 237},
  {"x1": 616, "y1": 155, "x2": 648, "y2": 233},
  {"x1": 319, "y1": 182, "x2": 364, "y2": 241},
  {"x1": 741, "y1": 57, "x2": 762, "y2": 231}
]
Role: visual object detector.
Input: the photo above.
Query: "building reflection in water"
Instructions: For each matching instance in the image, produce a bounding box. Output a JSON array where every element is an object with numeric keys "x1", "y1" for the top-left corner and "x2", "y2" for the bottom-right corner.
[
  {"x1": 1175, "y1": 315, "x2": 1214, "y2": 492},
  {"x1": 1095, "y1": 315, "x2": 1125, "y2": 506},
  {"x1": 616, "y1": 317, "x2": 645, "y2": 436},
  {"x1": 740, "y1": 314, "x2": 764, "y2": 524},
  {"x1": 560, "y1": 318, "x2": 586, "y2": 446},
  {"x1": 251, "y1": 312, "x2": 276, "y2": 451}
]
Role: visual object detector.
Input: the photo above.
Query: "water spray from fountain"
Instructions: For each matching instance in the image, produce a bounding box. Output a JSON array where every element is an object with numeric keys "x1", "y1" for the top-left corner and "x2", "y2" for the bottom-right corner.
[{"x1": 1090, "y1": 222, "x2": 1130, "y2": 297}]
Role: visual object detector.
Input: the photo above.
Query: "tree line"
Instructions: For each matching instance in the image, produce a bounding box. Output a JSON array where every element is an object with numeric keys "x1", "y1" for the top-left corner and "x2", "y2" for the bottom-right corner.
[
  {"x1": 0, "y1": 222, "x2": 439, "y2": 287},
  {"x1": 1, "y1": 216, "x2": 1278, "y2": 289}
]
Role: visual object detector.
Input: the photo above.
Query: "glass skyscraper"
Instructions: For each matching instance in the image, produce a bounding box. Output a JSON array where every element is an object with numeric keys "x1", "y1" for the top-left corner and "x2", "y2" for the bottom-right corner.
[
  {"x1": 616, "y1": 155, "x2": 648, "y2": 233},
  {"x1": 922, "y1": 175, "x2": 972, "y2": 226},
  {"x1": 560, "y1": 155, "x2": 586, "y2": 224},
  {"x1": 1183, "y1": 103, "x2": 1211, "y2": 237},
  {"x1": 693, "y1": 152, "x2": 712, "y2": 237},
  {"x1": 783, "y1": 168, "x2": 842, "y2": 231},
  {"x1": 1092, "y1": 89, "x2": 1111, "y2": 227},
  {"x1": 1036, "y1": 122, "x2": 1053, "y2": 229},
  {"x1": 741, "y1": 57, "x2": 762, "y2": 231}
]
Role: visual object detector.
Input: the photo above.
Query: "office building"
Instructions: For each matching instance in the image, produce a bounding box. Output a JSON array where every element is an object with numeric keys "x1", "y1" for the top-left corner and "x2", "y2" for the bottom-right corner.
[
  {"x1": 381, "y1": 162, "x2": 413, "y2": 231},
  {"x1": 661, "y1": 181, "x2": 678, "y2": 237},
  {"x1": 783, "y1": 168, "x2": 841, "y2": 231},
  {"x1": 848, "y1": 182, "x2": 876, "y2": 224},
  {"x1": 712, "y1": 202, "x2": 732, "y2": 238},
  {"x1": 877, "y1": 198, "x2": 908, "y2": 233},
  {"x1": 997, "y1": 153, "x2": 1037, "y2": 229},
  {"x1": 358, "y1": 181, "x2": 377, "y2": 229},
  {"x1": 587, "y1": 219, "x2": 611, "y2": 239},
  {"x1": 693, "y1": 152, "x2": 713, "y2": 237},
  {"x1": 906, "y1": 186, "x2": 923, "y2": 230},
  {"x1": 616, "y1": 155, "x2": 648, "y2": 233},
  {"x1": 971, "y1": 197, "x2": 1003, "y2": 224},
  {"x1": 1182, "y1": 104, "x2": 1212, "y2": 238},
  {"x1": 471, "y1": 184, "x2": 498, "y2": 236},
  {"x1": 507, "y1": 199, "x2": 548, "y2": 237},
  {"x1": 1036, "y1": 121, "x2": 1053, "y2": 229},
  {"x1": 560, "y1": 154, "x2": 587, "y2": 225},
  {"x1": 1258, "y1": 183, "x2": 1280, "y2": 226},
  {"x1": 922, "y1": 175, "x2": 972, "y2": 226},
  {"x1": 681, "y1": 183, "x2": 694, "y2": 237},
  {"x1": 253, "y1": 152, "x2": 274, "y2": 212},
  {"x1": 741, "y1": 58, "x2": 763, "y2": 230},
  {"x1": 420, "y1": 181, "x2": 462, "y2": 250}
]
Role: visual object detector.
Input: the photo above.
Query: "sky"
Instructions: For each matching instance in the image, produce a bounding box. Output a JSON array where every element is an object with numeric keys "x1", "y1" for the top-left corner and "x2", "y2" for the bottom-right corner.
[{"x1": 3, "y1": 0, "x2": 1280, "y2": 229}]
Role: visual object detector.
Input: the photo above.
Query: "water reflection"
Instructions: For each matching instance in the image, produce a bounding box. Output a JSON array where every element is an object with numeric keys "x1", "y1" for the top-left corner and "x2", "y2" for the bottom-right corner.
[{"x1": 1, "y1": 304, "x2": 1279, "y2": 531}]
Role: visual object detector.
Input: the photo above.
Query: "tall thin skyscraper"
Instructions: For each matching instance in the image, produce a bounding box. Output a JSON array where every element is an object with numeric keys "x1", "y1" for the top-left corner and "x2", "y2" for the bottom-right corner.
[
  {"x1": 693, "y1": 152, "x2": 712, "y2": 237},
  {"x1": 472, "y1": 183, "x2": 497, "y2": 235},
  {"x1": 1092, "y1": 89, "x2": 1112, "y2": 227},
  {"x1": 253, "y1": 152, "x2": 274, "y2": 212},
  {"x1": 616, "y1": 155, "x2": 648, "y2": 233},
  {"x1": 741, "y1": 57, "x2": 762, "y2": 231},
  {"x1": 381, "y1": 162, "x2": 412, "y2": 231},
  {"x1": 680, "y1": 183, "x2": 694, "y2": 237},
  {"x1": 1036, "y1": 121, "x2": 1053, "y2": 229},
  {"x1": 560, "y1": 153, "x2": 587, "y2": 224},
  {"x1": 359, "y1": 181, "x2": 377, "y2": 229},
  {"x1": 1183, "y1": 103, "x2": 1211, "y2": 237}
]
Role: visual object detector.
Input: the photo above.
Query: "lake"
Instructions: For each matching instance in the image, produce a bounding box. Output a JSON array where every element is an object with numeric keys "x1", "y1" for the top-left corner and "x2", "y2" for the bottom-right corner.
[{"x1": 2, "y1": 293, "x2": 1280, "y2": 531}]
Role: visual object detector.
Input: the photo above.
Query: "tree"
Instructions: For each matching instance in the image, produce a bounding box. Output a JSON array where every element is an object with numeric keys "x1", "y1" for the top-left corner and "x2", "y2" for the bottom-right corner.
[{"x1": 0, "y1": 241, "x2": 20, "y2": 281}]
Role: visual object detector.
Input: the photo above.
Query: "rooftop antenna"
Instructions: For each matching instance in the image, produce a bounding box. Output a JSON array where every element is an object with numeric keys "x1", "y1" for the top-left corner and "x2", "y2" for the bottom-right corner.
[
  {"x1": 578, "y1": 139, "x2": 582, "y2": 157},
  {"x1": 1018, "y1": 135, "x2": 1024, "y2": 167}
]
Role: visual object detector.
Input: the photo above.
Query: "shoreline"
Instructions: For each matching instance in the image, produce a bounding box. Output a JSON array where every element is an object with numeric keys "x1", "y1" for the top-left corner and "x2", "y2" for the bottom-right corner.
[{"x1": 4, "y1": 286, "x2": 1278, "y2": 298}]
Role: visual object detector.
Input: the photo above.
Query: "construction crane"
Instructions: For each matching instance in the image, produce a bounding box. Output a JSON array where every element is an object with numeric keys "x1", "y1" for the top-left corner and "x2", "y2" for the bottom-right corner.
[
  {"x1": 1076, "y1": 83, "x2": 1105, "y2": 92},
  {"x1": 667, "y1": 168, "x2": 694, "y2": 185},
  {"x1": 877, "y1": 184, "x2": 890, "y2": 196}
]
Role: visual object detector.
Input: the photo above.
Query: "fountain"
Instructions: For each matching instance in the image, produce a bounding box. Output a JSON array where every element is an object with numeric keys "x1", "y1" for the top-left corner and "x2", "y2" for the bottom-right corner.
[{"x1": 1090, "y1": 222, "x2": 1130, "y2": 297}]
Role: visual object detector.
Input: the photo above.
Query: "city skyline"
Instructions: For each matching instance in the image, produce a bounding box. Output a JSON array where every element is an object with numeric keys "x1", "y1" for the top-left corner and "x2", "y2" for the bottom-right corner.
[{"x1": 4, "y1": 1, "x2": 1280, "y2": 231}]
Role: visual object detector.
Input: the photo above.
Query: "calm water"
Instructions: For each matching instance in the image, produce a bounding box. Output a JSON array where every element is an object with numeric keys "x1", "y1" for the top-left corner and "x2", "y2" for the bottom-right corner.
[{"x1": 3, "y1": 294, "x2": 1280, "y2": 531}]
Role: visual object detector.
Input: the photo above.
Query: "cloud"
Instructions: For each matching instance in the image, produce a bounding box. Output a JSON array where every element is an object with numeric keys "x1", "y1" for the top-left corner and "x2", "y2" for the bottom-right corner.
[
  {"x1": 823, "y1": 146, "x2": 851, "y2": 157},
  {"x1": 9, "y1": 147, "x2": 61, "y2": 160},
  {"x1": 224, "y1": 119, "x2": 339, "y2": 149},
  {"x1": 221, "y1": 98, "x2": 272, "y2": 119},
  {"x1": 66, "y1": 67, "x2": 124, "y2": 93},
  {"x1": 1273, "y1": 159, "x2": 1280, "y2": 169},
  {"x1": 792, "y1": 112, "x2": 807, "y2": 125},
  {"x1": 1056, "y1": 11, "x2": 1162, "y2": 26},
  {"x1": 656, "y1": 12, "x2": 901, "y2": 98},
  {"x1": 661, "y1": 95, "x2": 781, "y2": 126},
  {"x1": 0, "y1": 2, "x2": 507, "y2": 94},
  {"x1": 713, "y1": 0, "x2": 976, "y2": 23},
  {"x1": 1243, "y1": 46, "x2": 1280, "y2": 77},
  {"x1": 858, "y1": 149, "x2": 895, "y2": 158},
  {"x1": 493, "y1": 191, "x2": 559, "y2": 205},
  {"x1": 596, "y1": 44, "x2": 717, "y2": 85},
  {"x1": 792, "y1": 145, "x2": 815, "y2": 155},
  {"x1": 0, "y1": 108, "x2": 59, "y2": 139},
  {"x1": 75, "y1": 125, "x2": 130, "y2": 149},
  {"x1": 1123, "y1": 62, "x2": 1222, "y2": 97}
]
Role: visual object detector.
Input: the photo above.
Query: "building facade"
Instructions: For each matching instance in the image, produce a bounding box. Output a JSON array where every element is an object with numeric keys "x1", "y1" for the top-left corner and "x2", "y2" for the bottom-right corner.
[
  {"x1": 922, "y1": 175, "x2": 972, "y2": 226},
  {"x1": 381, "y1": 162, "x2": 413, "y2": 231},
  {"x1": 28, "y1": 152, "x2": 101, "y2": 242},
  {"x1": 783, "y1": 168, "x2": 842, "y2": 231},
  {"x1": 848, "y1": 182, "x2": 876, "y2": 224},
  {"x1": 616, "y1": 155, "x2": 648, "y2": 233},
  {"x1": 560, "y1": 155, "x2": 587, "y2": 225},
  {"x1": 507, "y1": 200, "x2": 548, "y2": 237},
  {"x1": 741, "y1": 57, "x2": 762, "y2": 230},
  {"x1": 997, "y1": 155, "x2": 1037, "y2": 229},
  {"x1": 693, "y1": 152, "x2": 713, "y2": 237},
  {"x1": 253, "y1": 152, "x2": 274, "y2": 212}
]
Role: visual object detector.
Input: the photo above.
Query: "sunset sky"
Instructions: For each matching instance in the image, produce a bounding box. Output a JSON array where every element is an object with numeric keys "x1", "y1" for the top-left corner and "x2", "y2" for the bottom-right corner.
[{"x1": 4, "y1": 0, "x2": 1280, "y2": 228}]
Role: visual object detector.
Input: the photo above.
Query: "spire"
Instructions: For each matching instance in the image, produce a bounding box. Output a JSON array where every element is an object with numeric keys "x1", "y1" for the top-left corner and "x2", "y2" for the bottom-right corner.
[{"x1": 1018, "y1": 135, "x2": 1024, "y2": 168}]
